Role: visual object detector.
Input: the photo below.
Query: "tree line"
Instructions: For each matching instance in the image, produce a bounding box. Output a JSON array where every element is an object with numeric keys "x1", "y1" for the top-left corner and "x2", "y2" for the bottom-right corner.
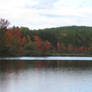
[{"x1": 0, "y1": 18, "x2": 92, "y2": 56}]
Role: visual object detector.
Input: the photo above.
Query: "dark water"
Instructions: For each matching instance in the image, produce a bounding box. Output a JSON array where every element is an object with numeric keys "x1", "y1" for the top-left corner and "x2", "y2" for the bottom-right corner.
[{"x1": 0, "y1": 60, "x2": 92, "y2": 92}]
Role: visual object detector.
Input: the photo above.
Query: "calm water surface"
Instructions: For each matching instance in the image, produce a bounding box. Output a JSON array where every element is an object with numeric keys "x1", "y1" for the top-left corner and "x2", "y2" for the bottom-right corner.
[{"x1": 0, "y1": 60, "x2": 92, "y2": 92}]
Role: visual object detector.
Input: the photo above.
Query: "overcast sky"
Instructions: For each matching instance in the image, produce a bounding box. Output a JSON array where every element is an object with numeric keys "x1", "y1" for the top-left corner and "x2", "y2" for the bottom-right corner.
[{"x1": 0, "y1": 0, "x2": 92, "y2": 29}]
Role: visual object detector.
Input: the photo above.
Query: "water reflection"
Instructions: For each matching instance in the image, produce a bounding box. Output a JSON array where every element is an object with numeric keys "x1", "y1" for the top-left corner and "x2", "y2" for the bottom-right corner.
[{"x1": 0, "y1": 60, "x2": 92, "y2": 92}]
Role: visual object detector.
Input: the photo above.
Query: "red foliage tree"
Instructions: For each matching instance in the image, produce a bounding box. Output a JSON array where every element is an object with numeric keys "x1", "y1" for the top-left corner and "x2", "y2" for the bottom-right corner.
[
  {"x1": 68, "y1": 44, "x2": 73, "y2": 51},
  {"x1": 61, "y1": 43, "x2": 65, "y2": 50},
  {"x1": 5, "y1": 28, "x2": 13, "y2": 46},
  {"x1": 57, "y1": 41, "x2": 61, "y2": 50},
  {"x1": 43, "y1": 40, "x2": 51, "y2": 51},
  {"x1": 19, "y1": 47, "x2": 23, "y2": 54},
  {"x1": 5, "y1": 27, "x2": 25, "y2": 55},
  {"x1": 34, "y1": 35, "x2": 42, "y2": 50},
  {"x1": 79, "y1": 46, "x2": 85, "y2": 52},
  {"x1": 22, "y1": 36, "x2": 27, "y2": 46},
  {"x1": 14, "y1": 27, "x2": 21, "y2": 39}
]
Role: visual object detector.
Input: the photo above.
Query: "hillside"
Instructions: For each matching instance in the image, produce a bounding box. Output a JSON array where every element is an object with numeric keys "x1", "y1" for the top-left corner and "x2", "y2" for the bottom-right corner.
[{"x1": 0, "y1": 26, "x2": 92, "y2": 56}]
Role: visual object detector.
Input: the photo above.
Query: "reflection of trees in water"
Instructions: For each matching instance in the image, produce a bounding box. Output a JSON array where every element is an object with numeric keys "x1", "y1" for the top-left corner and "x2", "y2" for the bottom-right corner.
[
  {"x1": 16, "y1": 61, "x2": 24, "y2": 72},
  {"x1": 0, "y1": 61, "x2": 25, "y2": 73},
  {"x1": 0, "y1": 61, "x2": 11, "y2": 72},
  {"x1": 0, "y1": 60, "x2": 92, "y2": 72},
  {"x1": 29, "y1": 60, "x2": 92, "y2": 69},
  {"x1": 0, "y1": 60, "x2": 60, "y2": 72}
]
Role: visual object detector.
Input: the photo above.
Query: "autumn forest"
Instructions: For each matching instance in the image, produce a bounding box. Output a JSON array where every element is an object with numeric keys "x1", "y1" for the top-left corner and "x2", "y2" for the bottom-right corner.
[{"x1": 0, "y1": 18, "x2": 92, "y2": 57}]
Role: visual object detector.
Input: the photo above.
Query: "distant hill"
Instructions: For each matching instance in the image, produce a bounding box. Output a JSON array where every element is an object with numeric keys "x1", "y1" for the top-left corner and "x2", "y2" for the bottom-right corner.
[{"x1": 0, "y1": 26, "x2": 92, "y2": 56}]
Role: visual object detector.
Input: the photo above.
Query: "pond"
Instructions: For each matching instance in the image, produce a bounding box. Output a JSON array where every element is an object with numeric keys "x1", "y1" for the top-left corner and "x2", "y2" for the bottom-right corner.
[{"x1": 0, "y1": 60, "x2": 92, "y2": 92}]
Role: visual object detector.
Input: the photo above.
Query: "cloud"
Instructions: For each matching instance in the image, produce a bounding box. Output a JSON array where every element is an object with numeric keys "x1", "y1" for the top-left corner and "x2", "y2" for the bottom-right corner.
[
  {"x1": 33, "y1": 0, "x2": 57, "y2": 9},
  {"x1": 0, "y1": 0, "x2": 92, "y2": 29}
]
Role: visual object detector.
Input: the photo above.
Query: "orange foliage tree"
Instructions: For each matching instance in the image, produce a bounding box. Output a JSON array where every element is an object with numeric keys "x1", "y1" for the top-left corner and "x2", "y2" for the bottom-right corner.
[
  {"x1": 5, "y1": 27, "x2": 21, "y2": 46},
  {"x1": 61, "y1": 43, "x2": 65, "y2": 50},
  {"x1": 5, "y1": 28, "x2": 13, "y2": 46},
  {"x1": 43, "y1": 40, "x2": 51, "y2": 51},
  {"x1": 5, "y1": 27, "x2": 26, "y2": 55},
  {"x1": 57, "y1": 41, "x2": 61, "y2": 50},
  {"x1": 33, "y1": 35, "x2": 42, "y2": 50},
  {"x1": 79, "y1": 46, "x2": 85, "y2": 52},
  {"x1": 14, "y1": 27, "x2": 21, "y2": 39},
  {"x1": 68, "y1": 44, "x2": 73, "y2": 51},
  {"x1": 22, "y1": 36, "x2": 27, "y2": 45}
]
